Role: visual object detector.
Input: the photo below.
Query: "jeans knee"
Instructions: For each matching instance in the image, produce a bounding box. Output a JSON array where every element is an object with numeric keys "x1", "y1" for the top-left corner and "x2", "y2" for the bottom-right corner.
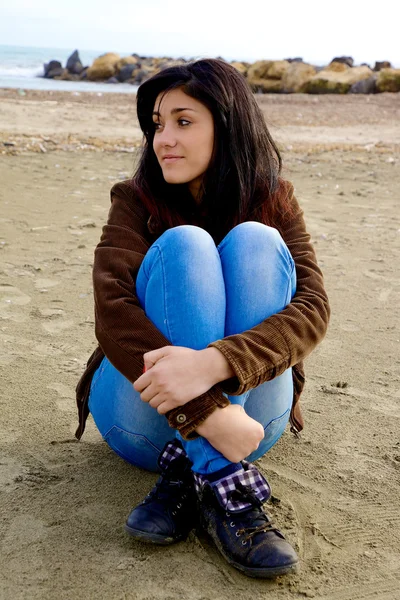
[
  {"x1": 227, "y1": 221, "x2": 283, "y2": 250},
  {"x1": 220, "y1": 221, "x2": 292, "y2": 265},
  {"x1": 157, "y1": 225, "x2": 215, "y2": 253}
]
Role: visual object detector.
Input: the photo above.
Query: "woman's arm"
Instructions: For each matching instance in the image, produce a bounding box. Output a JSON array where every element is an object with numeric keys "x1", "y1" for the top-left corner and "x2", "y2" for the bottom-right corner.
[
  {"x1": 92, "y1": 182, "x2": 230, "y2": 439},
  {"x1": 207, "y1": 182, "x2": 330, "y2": 395}
]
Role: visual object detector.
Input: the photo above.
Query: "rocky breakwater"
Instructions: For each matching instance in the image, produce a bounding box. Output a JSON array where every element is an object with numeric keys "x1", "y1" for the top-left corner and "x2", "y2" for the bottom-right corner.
[
  {"x1": 43, "y1": 51, "x2": 400, "y2": 94},
  {"x1": 43, "y1": 50, "x2": 187, "y2": 86}
]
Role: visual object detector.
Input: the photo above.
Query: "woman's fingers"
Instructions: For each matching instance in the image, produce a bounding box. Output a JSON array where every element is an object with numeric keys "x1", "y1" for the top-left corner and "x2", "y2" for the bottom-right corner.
[
  {"x1": 139, "y1": 384, "x2": 156, "y2": 403},
  {"x1": 156, "y1": 402, "x2": 170, "y2": 415},
  {"x1": 148, "y1": 395, "x2": 164, "y2": 409}
]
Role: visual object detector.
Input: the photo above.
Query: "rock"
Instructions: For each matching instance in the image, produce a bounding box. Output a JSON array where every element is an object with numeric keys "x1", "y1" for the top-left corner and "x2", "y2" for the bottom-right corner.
[
  {"x1": 247, "y1": 60, "x2": 273, "y2": 80},
  {"x1": 247, "y1": 60, "x2": 290, "y2": 80},
  {"x1": 301, "y1": 65, "x2": 374, "y2": 94},
  {"x1": 156, "y1": 58, "x2": 185, "y2": 70},
  {"x1": 78, "y1": 68, "x2": 88, "y2": 80},
  {"x1": 117, "y1": 64, "x2": 138, "y2": 82},
  {"x1": 374, "y1": 61, "x2": 392, "y2": 71},
  {"x1": 44, "y1": 60, "x2": 62, "y2": 78},
  {"x1": 282, "y1": 62, "x2": 316, "y2": 93},
  {"x1": 86, "y1": 53, "x2": 121, "y2": 81},
  {"x1": 330, "y1": 56, "x2": 354, "y2": 67},
  {"x1": 248, "y1": 78, "x2": 282, "y2": 93},
  {"x1": 106, "y1": 77, "x2": 119, "y2": 84},
  {"x1": 376, "y1": 68, "x2": 400, "y2": 92},
  {"x1": 284, "y1": 57, "x2": 303, "y2": 63},
  {"x1": 66, "y1": 50, "x2": 84, "y2": 75},
  {"x1": 326, "y1": 61, "x2": 350, "y2": 73},
  {"x1": 349, "y1": 76, "x2": 377, "y2": 94},
  {"x1": 54, "y1": 69, "x2": 79, "y2": 81},
  {"x1": 132, "y1": 69, "x2": 148, "y2": 84},
  {"x1": 343, "y1": 66, "x2": 375, "y2": 85},
  {"x1": 116, "y1": 56, "x2": 139, "y2": 71},
  {"x1": 46, "y1": 66, "x2": 64, "y2": 79},
  {"x1": 268, "y1": 60, "x2": 291, "y2": 79},
  {"x1": 231, "y1": 61, "x2": 248, "y2": 75},
  {"x1": 132, "y1": 67, "x2": 157, "y2": 85},
  {"x1": 247, "y1": 60, "x2": 289, "y2": 93}
]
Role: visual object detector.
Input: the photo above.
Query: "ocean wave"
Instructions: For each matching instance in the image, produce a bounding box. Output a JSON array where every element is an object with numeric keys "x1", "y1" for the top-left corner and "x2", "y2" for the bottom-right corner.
[{"x1": 0, "y1": 65, "x2": 44, "y2": 78}]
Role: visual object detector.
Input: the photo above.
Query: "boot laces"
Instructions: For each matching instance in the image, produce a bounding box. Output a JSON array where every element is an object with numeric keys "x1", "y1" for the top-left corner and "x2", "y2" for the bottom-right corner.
[
  {"x1": 228, "y1": 484, "x2": 279, "y2": 543},
  {"x1": 145, "y1": 461, "x2": 190, "y2": 506}
]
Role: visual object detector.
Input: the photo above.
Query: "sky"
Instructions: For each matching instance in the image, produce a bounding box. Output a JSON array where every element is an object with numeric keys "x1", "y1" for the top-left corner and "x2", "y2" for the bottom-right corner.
[{"x1": 1, "y1": 0, "x2": 400, "y2": 67}]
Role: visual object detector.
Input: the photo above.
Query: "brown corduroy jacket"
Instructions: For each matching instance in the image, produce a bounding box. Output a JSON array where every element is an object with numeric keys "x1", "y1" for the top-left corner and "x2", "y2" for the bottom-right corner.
[{"x1": 75, "y1": 179, "x2": 330, "y2": 441}]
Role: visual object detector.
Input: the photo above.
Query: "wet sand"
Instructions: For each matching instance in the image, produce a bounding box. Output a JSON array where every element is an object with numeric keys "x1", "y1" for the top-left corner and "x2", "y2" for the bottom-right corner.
[{"x1": 1, "y1": 89, "x2": 400, "y2": 600}]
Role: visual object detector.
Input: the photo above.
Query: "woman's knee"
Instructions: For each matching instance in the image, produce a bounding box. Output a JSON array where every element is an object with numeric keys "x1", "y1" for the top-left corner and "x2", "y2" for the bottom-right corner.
[
  {"x1": 222, "y1": 221, "x2": 286, "y2": 255},
  {"x1": 157, "y1": 225, "x2": 216, "y2": 254},
  {"x1": 220, "y1": 222, "x2": 295, "y2": 292}
]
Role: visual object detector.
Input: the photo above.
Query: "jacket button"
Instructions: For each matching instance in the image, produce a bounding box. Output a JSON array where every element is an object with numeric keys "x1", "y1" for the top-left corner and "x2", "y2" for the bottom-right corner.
[{"x1": 176, "y1": 414, "x2": 187, "y2": 424}]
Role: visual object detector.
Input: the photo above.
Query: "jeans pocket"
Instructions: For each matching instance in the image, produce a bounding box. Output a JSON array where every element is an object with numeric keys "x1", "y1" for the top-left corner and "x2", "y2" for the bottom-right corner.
[{"x1": 103, "y1": 426, "x2": 164, "y2": 473}]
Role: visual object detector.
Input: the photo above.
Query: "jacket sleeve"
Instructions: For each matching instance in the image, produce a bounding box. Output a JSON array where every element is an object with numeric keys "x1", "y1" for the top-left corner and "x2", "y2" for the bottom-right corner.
[
  {"x1": 92, "y1": 182, "x2": 229, "y2": 440},
  {"x1": 207, "y1": 182, "x2": 330, "y2": 395}
]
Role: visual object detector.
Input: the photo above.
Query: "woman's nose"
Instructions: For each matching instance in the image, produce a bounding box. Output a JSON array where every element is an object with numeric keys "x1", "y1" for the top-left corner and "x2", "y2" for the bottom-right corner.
[{"x1": 158, "y1": 123, "x2": 177, "y2": 147}]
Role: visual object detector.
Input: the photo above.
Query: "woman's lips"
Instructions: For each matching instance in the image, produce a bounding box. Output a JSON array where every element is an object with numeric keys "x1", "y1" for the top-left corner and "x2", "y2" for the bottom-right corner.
[{"x1": 163, "y1": 156, "x2": 183, "y2": 164}]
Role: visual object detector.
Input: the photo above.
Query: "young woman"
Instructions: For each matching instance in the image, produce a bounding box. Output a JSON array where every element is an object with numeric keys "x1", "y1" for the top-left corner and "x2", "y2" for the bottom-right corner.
[{"x1": 75, "y1": 58, "x2": 330, "y2": 579}]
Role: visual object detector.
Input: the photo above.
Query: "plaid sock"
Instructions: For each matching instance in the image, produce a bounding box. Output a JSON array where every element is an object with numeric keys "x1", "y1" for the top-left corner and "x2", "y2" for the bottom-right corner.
[
  {"x1": 158, "y1": 438, "x2": 188, "y2": 471},
  {"x1": 193, "y1": 460, "x2": 271, "y2": 513}
]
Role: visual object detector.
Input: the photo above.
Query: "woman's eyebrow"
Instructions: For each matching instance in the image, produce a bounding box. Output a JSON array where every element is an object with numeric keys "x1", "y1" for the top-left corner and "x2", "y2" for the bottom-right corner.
[{"x1": 152, "y1": 108, "x2": 197, "y2": 117}]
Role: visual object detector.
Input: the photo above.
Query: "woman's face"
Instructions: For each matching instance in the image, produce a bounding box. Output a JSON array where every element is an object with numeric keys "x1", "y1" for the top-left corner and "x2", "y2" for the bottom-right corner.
[{"x1": 152, "y1": 88, "x2": 214, "y2": 200}]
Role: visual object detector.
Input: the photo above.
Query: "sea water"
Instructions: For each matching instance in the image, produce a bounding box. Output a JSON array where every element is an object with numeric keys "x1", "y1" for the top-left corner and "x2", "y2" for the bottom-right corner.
[{"x1": 0, "y1": 44, "x2": 138, "y2": 93}]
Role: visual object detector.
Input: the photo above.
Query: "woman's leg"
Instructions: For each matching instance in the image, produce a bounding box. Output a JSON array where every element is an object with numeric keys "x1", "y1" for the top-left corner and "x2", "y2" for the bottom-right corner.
[
  {"x1": 218, "y1": 221, "x2": 296, "y2": 463},
  {"x1": 88, "y1": 225, "x2": 226, "y2": 472},
  {"x1": 89, "y1": 222, "x2": 295, "y2": 472},
  {"x1": 180, "y1": 222, "x2": 296, "y2": 472}
]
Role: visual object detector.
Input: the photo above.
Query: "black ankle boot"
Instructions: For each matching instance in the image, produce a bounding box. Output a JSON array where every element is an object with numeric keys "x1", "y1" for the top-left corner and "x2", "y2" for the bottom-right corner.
[
  {"x1": 125, "y1": 439, "x2": 197, "y2": 545},
  {"x1": 197, "y1": 464, "x2": 299, "y2": 578}
]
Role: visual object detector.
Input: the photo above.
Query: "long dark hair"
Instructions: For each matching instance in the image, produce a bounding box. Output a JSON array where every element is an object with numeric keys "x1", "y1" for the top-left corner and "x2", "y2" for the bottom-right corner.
[{"x1": 133, "y1": 58, "x2": 293, "y2": 244}]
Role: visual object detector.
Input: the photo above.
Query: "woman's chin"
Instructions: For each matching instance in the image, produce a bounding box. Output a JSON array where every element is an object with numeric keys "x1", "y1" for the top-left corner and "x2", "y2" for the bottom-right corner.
[{"x1": 163, "y1": 174, "x2": 190, "y2": 185}]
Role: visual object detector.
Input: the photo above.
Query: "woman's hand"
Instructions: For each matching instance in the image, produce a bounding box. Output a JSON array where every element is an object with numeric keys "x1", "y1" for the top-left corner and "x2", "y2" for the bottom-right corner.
[
  {"x1": 196, "y1": 405, "x2": 265, "y2": 463},
  {"x1": 133, "y1": 346, "x2": 217, "y2": 414}
]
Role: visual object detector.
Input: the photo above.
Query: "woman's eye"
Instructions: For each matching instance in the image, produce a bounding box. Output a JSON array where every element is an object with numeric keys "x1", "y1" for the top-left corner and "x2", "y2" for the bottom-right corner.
[
  {"x1": 153, "y1": 122, "x2": 162, "y2": 131},
  {"x1": 178, "y1": 119, "x2": 191, "y2": 127}
]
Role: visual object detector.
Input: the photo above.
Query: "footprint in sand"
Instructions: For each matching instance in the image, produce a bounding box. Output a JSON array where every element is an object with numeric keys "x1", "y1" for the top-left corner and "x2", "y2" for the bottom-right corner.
[
  {"x1": 47, "y1": 382, "x2": 75, "y2": 412},
  {"x1": 39, "y1": 308, "x2": 65, "y2": 318},
  {"x1": 0, "y1": 284, "x2": 31, "y2": 306},
  {"x1": 67, "y1": 227, "x2": 84, "y2": 236},
  {"x1": 41, "y1": 319, "x2": 74, "y2": 334},
  {"x1": 32, "y1": 342, "x2": 63, "y2": 356},
  {"x1": 34, "y1": 278, "x2": 60, "y2": 291},
  {"x1": 0, "y1": 306, "x2": 28, "y2": 323},
  {"x1": 0, "y1": 333, "x2": 41, "y2": 364},
  {"x1": 0, "y1": 457, "x2": 28, "y2": 491}
]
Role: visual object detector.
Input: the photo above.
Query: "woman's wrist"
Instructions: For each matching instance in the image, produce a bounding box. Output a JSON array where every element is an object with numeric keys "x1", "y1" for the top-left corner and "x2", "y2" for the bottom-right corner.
[
  {"x1": 200, "y1": 347, "x2": 235, "y2": 385},
  {"x1": 195, "y1": 405, "x2": 224, "y2": 437}
]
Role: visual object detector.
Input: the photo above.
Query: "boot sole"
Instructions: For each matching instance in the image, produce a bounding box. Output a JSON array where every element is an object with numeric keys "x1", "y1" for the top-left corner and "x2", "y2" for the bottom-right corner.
[
  {"x1": 124, "y1": 524, "x2": 185, "y2": 545},
  {"x1": 225, "y1": 555, "x2": 298, "y2": 579}
]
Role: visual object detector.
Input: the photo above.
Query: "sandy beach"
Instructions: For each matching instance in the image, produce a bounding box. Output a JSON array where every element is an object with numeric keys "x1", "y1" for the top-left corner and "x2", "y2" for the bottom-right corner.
[{"x1": 1, "y1": 88, "x2": 400, "y2": 600}]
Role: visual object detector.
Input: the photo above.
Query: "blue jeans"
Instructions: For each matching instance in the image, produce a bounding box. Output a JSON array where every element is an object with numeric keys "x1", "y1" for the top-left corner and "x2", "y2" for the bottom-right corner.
[{"x1": 88, "y1": 223, "x2": 296, "y2": 474}]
